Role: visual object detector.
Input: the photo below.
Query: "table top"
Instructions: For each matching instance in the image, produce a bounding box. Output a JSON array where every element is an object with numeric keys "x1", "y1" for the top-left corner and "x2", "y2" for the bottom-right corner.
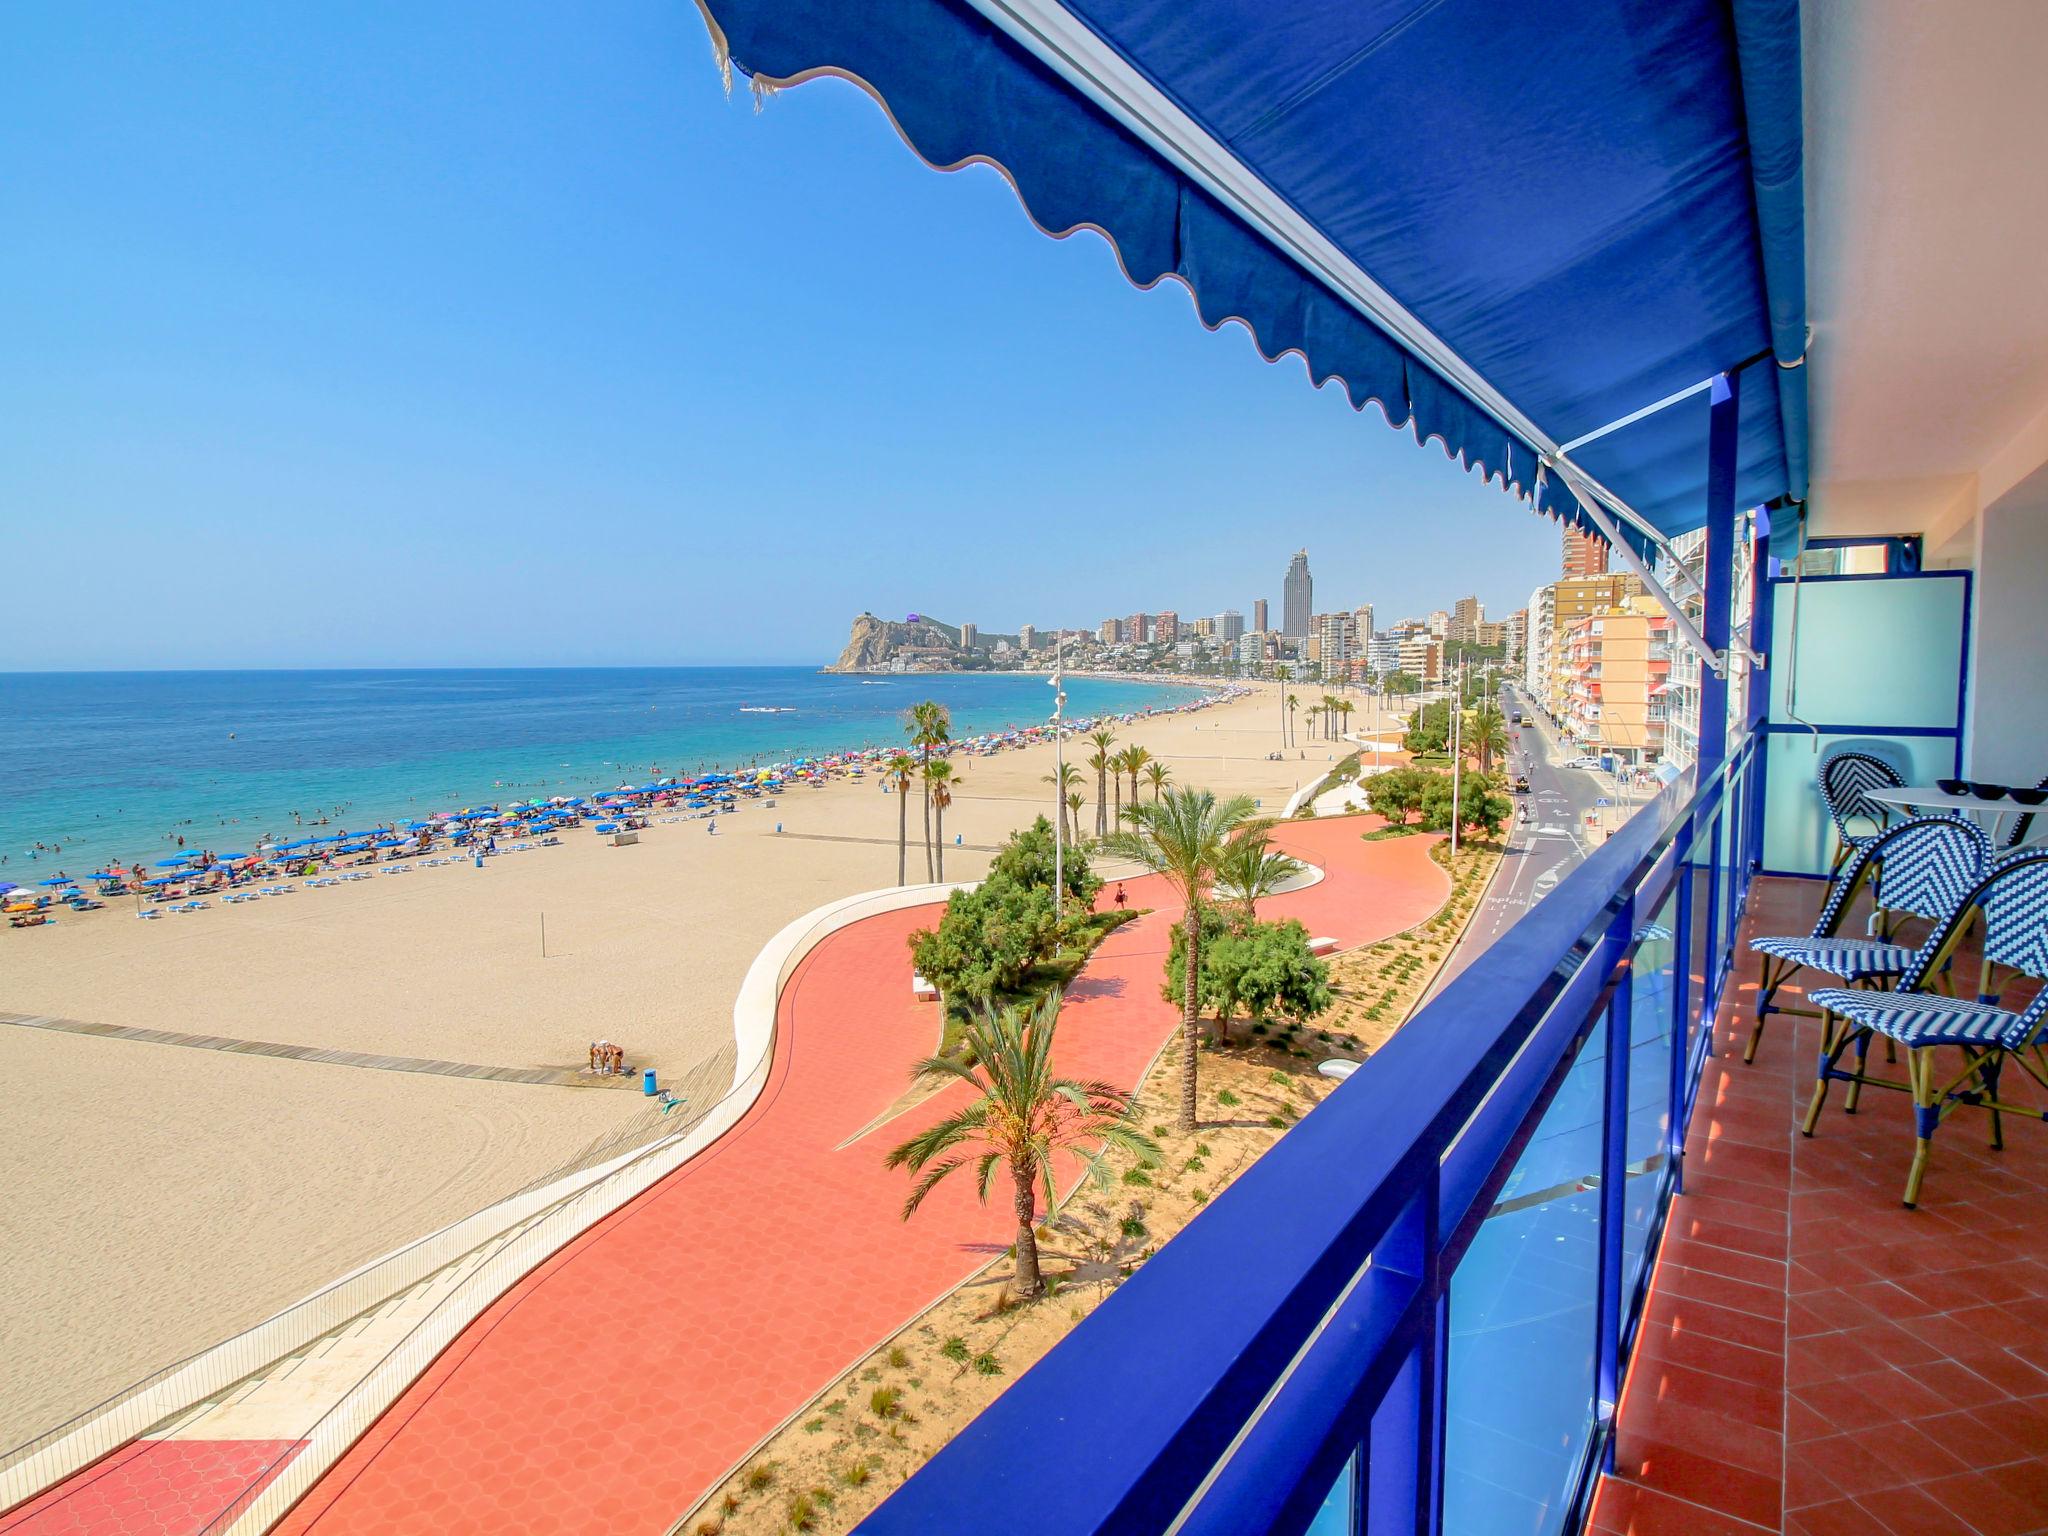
[{"x1": 1865, "y1": 785, "x2": 2040, "y2": 814}]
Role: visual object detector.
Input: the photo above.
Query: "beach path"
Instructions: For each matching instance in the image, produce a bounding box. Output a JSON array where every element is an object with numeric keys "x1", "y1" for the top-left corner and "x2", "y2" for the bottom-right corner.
[{"x1": 10, "y1": 816, "x2": 1444, "y2": 1536}]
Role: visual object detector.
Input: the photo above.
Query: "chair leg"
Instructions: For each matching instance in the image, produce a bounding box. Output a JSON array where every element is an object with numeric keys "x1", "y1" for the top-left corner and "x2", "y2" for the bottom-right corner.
[
  {"x1": 1845, "y1": 1027, "x2": 1872, "y2": 1114},
  {"x1": 1803, "y1": 1012, "x2": 1841, "y2": 1137},
  {"x1": 1905, "y1": 1048, "x2": 1937, "y2": 1209},
  {"x1": 1978, "y1": 1052, "x2": 2005, "y2": 1151},
  {"x1": 1744, "y1": 957, "x2": 1775, "y2": 1064}
]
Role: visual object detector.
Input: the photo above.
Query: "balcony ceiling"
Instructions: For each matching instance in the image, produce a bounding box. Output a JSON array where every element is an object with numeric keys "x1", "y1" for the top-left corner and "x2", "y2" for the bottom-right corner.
[{"x1": 1806, "y1": 0, "x2": 2048, "y2": 488}]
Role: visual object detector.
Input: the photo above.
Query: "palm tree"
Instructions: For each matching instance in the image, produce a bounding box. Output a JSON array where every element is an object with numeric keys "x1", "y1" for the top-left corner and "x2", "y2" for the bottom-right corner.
[
  {"x1": 1143, "y1": 760, "x2": 1172, "y2": 801},
  {"x1": 1274, "y1": 665, "x2": 1293, "y2": 744},
  {"x1": 1465, "y1": 702, "x2": 1508, "y2": 776},
  {"x1": 1340, "y1": 699, "x2": 1356, "y2": 738},
  {"x1": 1122, "y1": 746, "x2": 1153, "y2": 811},
  {"x1": 1214, "y1": 825, "x2": 1303, "y2": 927},
  {"x1": 926, "y1": 759, "x2": 956, "y2": 880},
  {"x1": 1286, "y1": 693, "x2": 1300, "y2": 747},
  {"x1": 1103, "y1": 788, "x2": 1260, "y2": 1132},
  {"x1": 1087, "y1": 729, "x2": 1117, "y2": 837},
  {"x1": 884, "y1": 752, "x2": 917, "y2": 885},
  {"x1": 1086, "y1": 749, "x2": 1109, "y2": 836},
  {"x1": 1066, "y1": 790, "x2": 1085, "y2": 845},
  {"x1": 1305, "y1": 704, "x2": 1321, "y2": 743},
  {"x1": 906, "y1": 701, "x2": 951, "y2": 881},
  {"x1": 1044, "y1": 762, "x2": 1084, "y2": 844},
  {"x1": 885, "y1": 996, "x2": 1158, "y2": 1300},
  {"x1": 1109, "y1": 748, "x2": 1124, "y2": 827}
]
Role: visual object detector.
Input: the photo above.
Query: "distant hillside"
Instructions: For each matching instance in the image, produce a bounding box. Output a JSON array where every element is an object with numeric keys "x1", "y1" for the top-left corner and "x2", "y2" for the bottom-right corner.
[{"x1": 826, "y1": 612, "x2": 962, "y2": 673}]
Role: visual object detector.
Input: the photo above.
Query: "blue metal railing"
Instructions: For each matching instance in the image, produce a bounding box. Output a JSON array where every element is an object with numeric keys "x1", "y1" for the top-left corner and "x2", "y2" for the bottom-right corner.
[{"x1": 855, "y1": 730, "x2": 1762, "y2": 1536}]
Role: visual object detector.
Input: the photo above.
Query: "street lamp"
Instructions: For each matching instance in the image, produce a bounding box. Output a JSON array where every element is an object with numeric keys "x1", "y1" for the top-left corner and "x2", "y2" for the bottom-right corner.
[{"x1": 1050, "y1": 637, "x2": 1067, "y2": 934}]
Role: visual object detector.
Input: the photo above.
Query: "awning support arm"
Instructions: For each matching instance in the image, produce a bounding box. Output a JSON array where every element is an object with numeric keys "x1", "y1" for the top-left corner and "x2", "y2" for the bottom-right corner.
[{"x1": 1544, "y1": 455, "x2": 1763, "y2": 679}]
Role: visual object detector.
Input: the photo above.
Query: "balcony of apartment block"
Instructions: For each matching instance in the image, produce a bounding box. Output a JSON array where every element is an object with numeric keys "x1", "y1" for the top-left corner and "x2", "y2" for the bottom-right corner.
[
  {"x1": 48, "y1": 9, "x2": 2007, "y2": 1536},
  {"x1": 863, "y1": 514, "x2": 2022, "y2": 1536}
]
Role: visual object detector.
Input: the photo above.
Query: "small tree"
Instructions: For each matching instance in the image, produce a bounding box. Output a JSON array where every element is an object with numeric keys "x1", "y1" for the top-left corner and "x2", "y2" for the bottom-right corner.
[
  {"x1": 989, "y1": 815, "x2": 1101, "y2": 908},
  {"x1": 1420, "y1": 772, "x2": 1509, "y2": 837},
  {"x1": 1214, "y1": 825, "x2": 1303, "y2": 927},
  {"x1": 1163, "y1": 914, "x2": 1332, "y2": 1043},
  {"x1": 1403, "y1": 700, "x2": 1451, "y2": 755},
  {"x1": 886, "y1": 996, "x2": 1158, "y2": 1299},
  {"x1": 909, "y1": 877, "x2": 1058, "y2": 1004},
  {"x1": 1366, "y1": 767, "x2": 1429, "y2": 826},
  {"x1": 1209, "y1": 920, "x2": 1333, "y2": 1039}
]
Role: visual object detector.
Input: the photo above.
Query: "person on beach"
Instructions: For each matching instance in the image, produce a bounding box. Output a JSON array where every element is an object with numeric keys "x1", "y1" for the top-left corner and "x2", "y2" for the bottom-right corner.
[{"x1": 589, "y1": 1041, "x2": 599, "y2": 1074}]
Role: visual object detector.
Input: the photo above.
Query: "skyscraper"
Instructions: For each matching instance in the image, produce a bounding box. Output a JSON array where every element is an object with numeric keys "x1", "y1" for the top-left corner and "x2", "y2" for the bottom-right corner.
[
  {"x1": 1252, "y1": 598, "x2": 1269, "y2": 633},
  {"x1": 1563, "y1": 527, "x2": 1609, "y2": 578},
  {"x1": 1282, "y1": 550, "x2": 1312, "y2": 637},
  {"x1": 1217, "y1": 609, "x2": 1246, "y2": 642}
]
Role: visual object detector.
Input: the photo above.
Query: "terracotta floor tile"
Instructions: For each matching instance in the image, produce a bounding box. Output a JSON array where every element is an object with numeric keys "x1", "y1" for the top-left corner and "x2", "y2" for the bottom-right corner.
[
  {"x1": 1592, "y1": 1478, "x2": 1778, "y2": 1535},
  {"x1": 1600, "y1": 879, "x2": 2048, "y2": 1536}
]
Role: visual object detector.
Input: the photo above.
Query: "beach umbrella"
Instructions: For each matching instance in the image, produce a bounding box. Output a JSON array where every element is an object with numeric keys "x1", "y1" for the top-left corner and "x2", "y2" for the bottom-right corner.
[
  {"x1": 38, "y1": 876, "x2": 76, "y2": 886},
  {"x1": 154, "y1": 857, "x2": 191, "y2": 868}
]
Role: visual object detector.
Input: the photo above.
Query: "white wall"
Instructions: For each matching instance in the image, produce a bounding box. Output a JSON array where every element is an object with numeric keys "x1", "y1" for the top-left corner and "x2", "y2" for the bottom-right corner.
[{"x1": 1965, "y1": 462, "x2": 2048, "y2": 782}]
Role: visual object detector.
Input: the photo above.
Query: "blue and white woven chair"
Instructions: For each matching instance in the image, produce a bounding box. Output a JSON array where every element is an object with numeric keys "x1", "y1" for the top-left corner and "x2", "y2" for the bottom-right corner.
[
  {"x1": 1743, "y1": 814, "x2": 1990, "y2": 1065},
  {"x1": 1804, "y1": 847, "x2": 2048, "y2": 1207},
  {"x1": 1819, "y1": 749, "x2": 1908, "y2": 878}
]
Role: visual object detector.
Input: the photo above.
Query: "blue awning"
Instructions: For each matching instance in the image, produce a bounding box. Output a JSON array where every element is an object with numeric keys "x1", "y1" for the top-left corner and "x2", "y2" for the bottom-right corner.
[{"x1": 697, "y1": 0, "x2": 1805, "y2": 546}]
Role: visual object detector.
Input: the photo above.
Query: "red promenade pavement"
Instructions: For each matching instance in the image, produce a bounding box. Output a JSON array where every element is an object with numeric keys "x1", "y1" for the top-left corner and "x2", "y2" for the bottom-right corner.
[{"x1": 14, "y1": 817, "x2": 1446, "y2": 1536}]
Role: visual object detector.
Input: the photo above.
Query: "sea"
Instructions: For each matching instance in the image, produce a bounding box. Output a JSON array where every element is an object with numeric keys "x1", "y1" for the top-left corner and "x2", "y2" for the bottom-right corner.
[{"x1": 0, "y1": 668, "x2": 1199, "y2": 879}]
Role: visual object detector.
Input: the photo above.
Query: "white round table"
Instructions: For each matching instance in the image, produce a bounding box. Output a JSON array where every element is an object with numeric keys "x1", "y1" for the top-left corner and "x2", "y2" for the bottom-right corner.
[{"x1": 1865, "y1": 785, "x2": 2044, "y2": 847}]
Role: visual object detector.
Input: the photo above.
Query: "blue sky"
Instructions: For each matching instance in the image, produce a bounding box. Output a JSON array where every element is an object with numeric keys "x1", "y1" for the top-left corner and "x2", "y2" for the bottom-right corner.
[{"x1": 0, "y1": 2, "x2": 1559, "y2": 669}]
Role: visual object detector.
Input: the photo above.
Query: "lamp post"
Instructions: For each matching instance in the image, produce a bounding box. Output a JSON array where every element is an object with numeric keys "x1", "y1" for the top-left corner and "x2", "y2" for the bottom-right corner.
[
  {"x1": 1449, "y1": 655, "x2": 1465, "y2": 858},
  {"x1": 1050, "y1": 637, "x2": 1067, "y2": 935}
]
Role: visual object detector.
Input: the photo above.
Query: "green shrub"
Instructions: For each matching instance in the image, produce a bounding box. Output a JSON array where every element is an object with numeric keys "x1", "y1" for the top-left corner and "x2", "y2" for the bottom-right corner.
[
  {"x1": 887, "y1": 1346, "x2": 908, "y2": 1369},
  {"x1": 972, "y1": 1352, "x2": 1002, "y2": 1377},
  {"x1": 940, "y1": 1337, "x2": 969, "y2": 1363},
  {"x1": 1217, "y1": 1089, "x2": 1240, "y2": 1107},
  {"x1": 869, "y1": 1387, "x2": 901, "y2": 1419}
]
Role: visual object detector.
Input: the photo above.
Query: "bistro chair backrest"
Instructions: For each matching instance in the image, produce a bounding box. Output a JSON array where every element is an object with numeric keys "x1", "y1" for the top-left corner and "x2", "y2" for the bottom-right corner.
[
  {"x1": 1980, "y1": 848, "x2": 2048, "y2": 985},
  {"x1": 1871, "y1": 814, "x2": 1989, "y2": 925},
  {"x1": 1820, "y1": 750, "x2": 1905, "y2": 841},
  {"x1": 1809, "y1": 836, "x2": 1884, "y2": 939}
]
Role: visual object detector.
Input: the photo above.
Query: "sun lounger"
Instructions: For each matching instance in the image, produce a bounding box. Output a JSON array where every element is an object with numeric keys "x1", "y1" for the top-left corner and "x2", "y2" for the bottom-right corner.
[{"x1": 137, "y1": 908, "x2": 163, "y2": 919}]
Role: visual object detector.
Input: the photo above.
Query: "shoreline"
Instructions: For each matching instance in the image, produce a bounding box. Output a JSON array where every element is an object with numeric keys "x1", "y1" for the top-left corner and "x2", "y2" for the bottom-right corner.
[{"x1": 2, "y1": 671, "x2": 1223, "y2": 894}]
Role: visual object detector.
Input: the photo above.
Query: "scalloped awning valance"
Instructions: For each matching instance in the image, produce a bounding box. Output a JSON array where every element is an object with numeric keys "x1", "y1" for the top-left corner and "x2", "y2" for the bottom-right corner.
[{"x1": 696, "y1": 0, "x2": 1805, "y2": 553}]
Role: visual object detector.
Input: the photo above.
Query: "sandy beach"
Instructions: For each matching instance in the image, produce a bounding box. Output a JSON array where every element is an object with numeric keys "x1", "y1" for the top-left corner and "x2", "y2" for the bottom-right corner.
[{"x1": 0, "y1": 682, "x2": 1363, "y2": 1449}]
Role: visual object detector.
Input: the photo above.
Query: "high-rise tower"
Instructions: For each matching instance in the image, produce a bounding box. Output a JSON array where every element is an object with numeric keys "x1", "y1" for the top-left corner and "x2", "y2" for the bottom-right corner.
[
  {"x1": 1563, "y1": 527, "x2": 1609, "y2": 578},
  {"x1": 1282, "y1": 550, "x2": 1312, "y2": 637},
  {"x1": 1252, "y1": 598, "x2": 1269, "y2": 633}
]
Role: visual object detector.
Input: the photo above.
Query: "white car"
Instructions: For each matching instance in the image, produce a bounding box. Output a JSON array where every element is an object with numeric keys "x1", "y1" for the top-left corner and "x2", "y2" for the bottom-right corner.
[{"x1": 1566, "y1": 756, "x2": 1603, "y2": 770}]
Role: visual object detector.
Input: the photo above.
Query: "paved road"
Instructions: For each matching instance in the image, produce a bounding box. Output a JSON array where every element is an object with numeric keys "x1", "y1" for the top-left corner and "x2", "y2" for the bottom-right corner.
[{"x1": 1426, "y1": 683, "x2": 1650, "y2": 997}]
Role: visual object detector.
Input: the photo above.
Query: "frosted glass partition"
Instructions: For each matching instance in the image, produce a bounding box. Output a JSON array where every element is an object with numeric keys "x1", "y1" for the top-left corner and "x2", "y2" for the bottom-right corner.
[
  {"x1": 1769, "y1": 574, "x2": 1966, "y2": 729},
  {"x1": 1762, "y1": 572, "x2": 1969, "y2": 876},
  {"x1": 1762, "y1": 732, "x2": 1961, "y2": 876}
]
